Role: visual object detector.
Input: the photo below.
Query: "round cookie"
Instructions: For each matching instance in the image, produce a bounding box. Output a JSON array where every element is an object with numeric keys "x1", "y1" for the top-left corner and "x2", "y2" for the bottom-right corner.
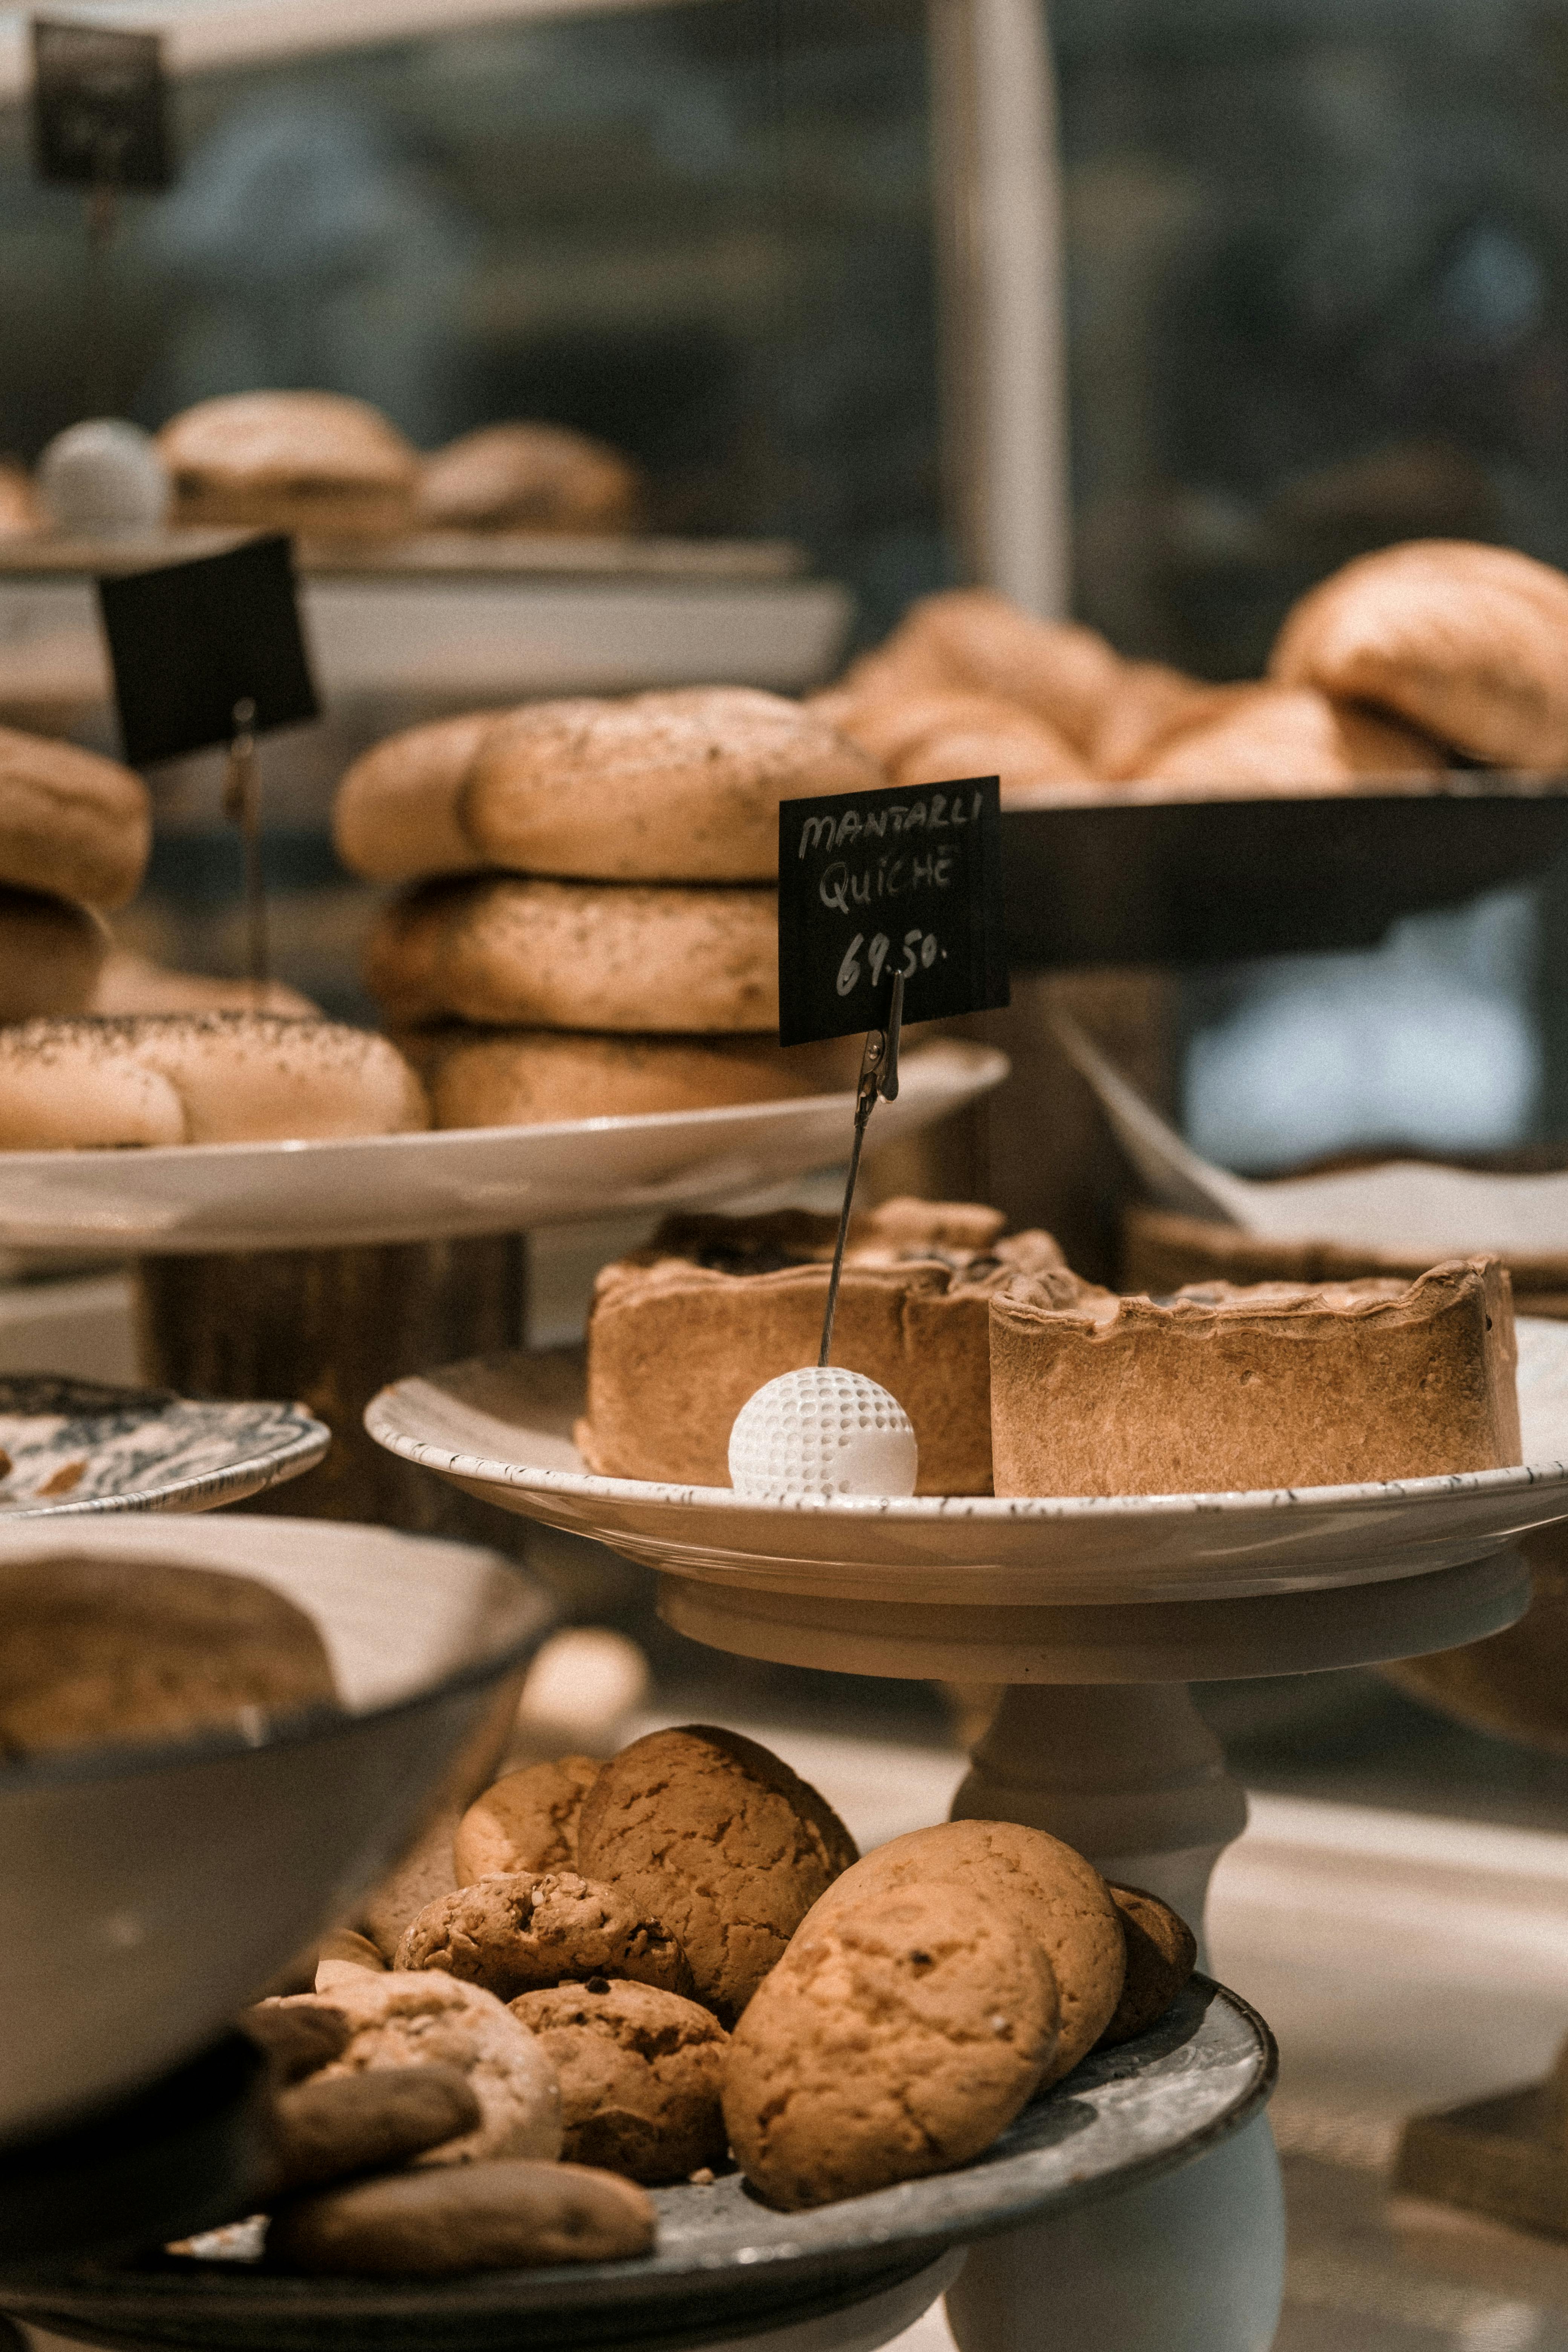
[
  {"x1": 510, "y1": 1978, "x2": 729, "y2": 2183},
  {"x1": 0, "y1": 729, "x2": 150, "y2": 909},
  {"x1": 265, "y1": 2158, "x2": 655, "y2": 2276},
  {"x1": 363, "y1": 876, "x2": 778, "y2": 1033},
  {"x1": 395, "y1": 1869, "x2": 693, "y2": 2000},
  {"x1": 575, "y1": 1725, "x2": 859, "y2": 2023},
  {"x1": 407, "y1": 1027, "x2": 864, "y2": 1130},
  {"x1": 1098, "y1": 1884, "x2": 1198, "y2": 2048},
  {"x1": 455, "y1": 1756, "x2": 601, "y2": 1883},
  {"x1": 721, "y1": 1885, "x2": 1058, "y2": 2211},
  {"x1": 1269, "y1": 538, "x2": 1568, "y2": 769},
  {"x1": 0, "y1": 1013, "x2": 428, "y2": 1150},
  {"x1": 268, "y1": 1972, "x2": 562, "y2": 2166},
  {"x1": 805, "y1": 1818, "x2": 1124, "y2": 2086}
]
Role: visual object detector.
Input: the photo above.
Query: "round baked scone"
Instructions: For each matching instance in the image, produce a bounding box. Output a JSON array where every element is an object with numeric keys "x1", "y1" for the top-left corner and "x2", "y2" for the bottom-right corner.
[
  {"x1": 335, "y1": 688, "x2": 879, "y2": 886},
  {"x1": 722, "y1": 1886, "x2": 1058, "y2": 2210},
  {"x1": 416, "y1": 423, "x2": 644, "y2": 534},
  {"x1": 805, "y1": 1818, "x2": 1125, "y2": 2086},
  {"x1": 395, "y1": 1870, "x2": 693, "y2": 2000},
  {"x1": 364, "y1": 878, "x2": 778, "y2": 1032},
  {"x1": 158, "y1": 392, "x2": 417, "y2": 537},
  {"x1": 0, "y1": 888, "x2": 109, "y2": 1020},
  {"x1": 1099, "y1": 1884, "x2": 1198, "y2": 2047},
  {"x1": 1269, "y1": 538, "x2": 1568, "y2": 768},
  {"x1": 0, "y1": 1553, "x2": 337, "y2": 1758},
  {"x1": 510, "y1": 1979, "x2": 729, "y2": 2182},
  {"x1": 0, "y1": 727, "x2": 150, "y2": 908},
  {"x1": 575, "y1": 1724, "x2": 859, "y2": 2023},
  {"x1": 455, "y1": 1756, "x2": 602, "y2": 1883},
  {"x1": 1137, "y1": 683, "x2": 1444, "y2": 792},
  {"x1": 405, "y1": 1028, "x2": 864, "y2": 1129},
  {"x1": 270, "y1": 1972, "x2": 563, "y2": 2165},
  {"x1": 265, "y1": 2159, "x2": 654, "y2": 2275},
  {"x1": 0, "y1": 1014, "x2": 428, "y2": 1148},
  {"x1": 578, "y1": 1199, "x2": 1079, "y2": 1496}
]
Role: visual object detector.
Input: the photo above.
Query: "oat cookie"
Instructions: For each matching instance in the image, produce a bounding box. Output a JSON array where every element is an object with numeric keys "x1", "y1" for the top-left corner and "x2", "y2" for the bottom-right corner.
[
  {"x1": 1099, "y1": 1884, "x2": 1198, "y2": 2047},
  {"x1": 806, "y1": 1818, "x2": 1124, "y2": 2085},
  {"x1": 268, "y1": 2065, "x2": 480, "y2": 2193},
  {"x1": 511, "y1": 1979, "x2": 728, "y2": 2184},
  {"x1": 576, "y1": 1725, "x2": 859, "y2": 2021},
  {"x1": 266, "y1": 2158, "x2": 655, "y2": 2275},
  {"x1": 397, "y1": 1870, "x2": 692, "y2": 2001},
  {"x1": 455, "y1": 1755, "x2": 600, "y2": 1883},
  {"x1": 722, "y1": 1886, "x2": 1057, "y2": 2211},
  {"x1": 264, "y1": 1971, "x2": 561, "y2": 2166}
]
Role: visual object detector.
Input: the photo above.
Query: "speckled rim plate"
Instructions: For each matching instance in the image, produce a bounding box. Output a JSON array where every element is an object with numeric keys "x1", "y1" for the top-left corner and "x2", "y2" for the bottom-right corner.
[
  {"x1": 0, "y1": 1043, "x2": 1006, "y2": 1255},
  {"x1": 0, "y1": 1980, "x2": 1272, "y2": 2352},
  {"x1": 0, "y1": 1378, "x2": 327, "y2": 1517},
  {"x1": 363, "y1": 1318, "x2": 1568, "y2": 1606}
]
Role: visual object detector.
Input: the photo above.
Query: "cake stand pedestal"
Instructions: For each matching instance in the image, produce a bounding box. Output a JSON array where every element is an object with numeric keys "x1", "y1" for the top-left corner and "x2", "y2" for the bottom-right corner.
[{"x1": 366, "y1": 1333, "x2": 1568, "y2": 2352}]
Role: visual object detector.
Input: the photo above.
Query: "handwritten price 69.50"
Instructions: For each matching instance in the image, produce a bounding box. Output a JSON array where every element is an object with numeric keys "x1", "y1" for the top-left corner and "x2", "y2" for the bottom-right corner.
[{"x1": 836, "y1": 928, "x2": 942, "y2": 998}]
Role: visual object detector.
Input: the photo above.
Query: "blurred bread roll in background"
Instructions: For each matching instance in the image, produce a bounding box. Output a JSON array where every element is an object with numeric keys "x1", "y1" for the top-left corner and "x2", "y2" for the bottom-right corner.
[
  {"x1": 159, "y1": 392, "x2": 418, "y2": 538},
  {"x1": 0, "y1": 726, "x2": 150, "y2": 908},
  {"x1": 1138, "y1": 683, "x2": 1446, "y2": 791},
  {"x1": 416, "y1": 423, "x2": 644, "y2": 534},
  {"x1": 0, "y1": 888, "x2": 109, "y2": 1020}
]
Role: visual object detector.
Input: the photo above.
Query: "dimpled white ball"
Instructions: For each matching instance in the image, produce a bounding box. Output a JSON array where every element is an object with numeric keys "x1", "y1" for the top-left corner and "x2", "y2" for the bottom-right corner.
[
  {"x1": 38, "y1": 420, "x2": 169, "y2": 535},
  {"x1": 728, "y1": 1366, "x2": 919, "y2": 1501}
]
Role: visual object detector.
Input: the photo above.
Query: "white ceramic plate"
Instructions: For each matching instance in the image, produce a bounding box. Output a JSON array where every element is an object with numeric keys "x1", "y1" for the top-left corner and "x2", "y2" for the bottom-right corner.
[
  {"x1": 0, "y1": 1043, "x2": 1006, "y2": 1256},
  {"x1": 364, "y1": 1317, "x2": 1568, "y2": 1608},
  {"x1": 0, "y1": 1377, "x2": 327, "y2": 1516}
]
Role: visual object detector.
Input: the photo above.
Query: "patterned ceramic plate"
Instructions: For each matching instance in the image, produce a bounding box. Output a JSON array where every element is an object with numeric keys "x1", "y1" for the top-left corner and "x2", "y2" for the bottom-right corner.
[{"x1": 0, "y1": 1377, "x2": 327, "y2": 1516}]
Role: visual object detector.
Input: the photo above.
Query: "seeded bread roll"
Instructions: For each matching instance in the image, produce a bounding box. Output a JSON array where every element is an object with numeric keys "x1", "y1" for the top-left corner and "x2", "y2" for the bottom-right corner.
[
  {"x1": 0, "y1": 1553, "x2": 337, "y2": 1757},
  {"x1": 364, "y1": 879, "x2": 778, "y2": 1033},
  {"x1": 0, "y1": 727, "x2": 151, "y2": 909},
  {"x1": 0, "y1": 1014, "x2": 428, "y2": 1149},
  {"x1": 416, "y1": 423, "x2": 644, "y2": 534},
  {"x1": 843, "y1": 591, "x2": 1123, "y2": 752},
  {"x1": 579, "y1": 1199, "x2": 1079, "y2": 1495},
  {"x1": 1269, "y1": 539, "x2": 1568, "y2": 768},
  {"x1": 0, "y1": 887, "x2": 109, "y2": 1019},
  {"x1": 335, "y1": 689, "x2": 879, "y2": 886},
  {"x1": 405, "y1": 1027, "x2": 864, "y2": 1129},
  {"x1": 989, "y1": 1256, "x2": 1522, "y2": 1497},
  {"x1": 158, "y1": 392, "x2": 417, "y2": 538}
]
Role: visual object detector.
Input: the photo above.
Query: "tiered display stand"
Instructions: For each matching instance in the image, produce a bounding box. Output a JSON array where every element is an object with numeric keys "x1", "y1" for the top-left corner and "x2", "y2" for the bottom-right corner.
[{"x1": 361, "y1": 1316, "x2": 1568, "y2": 2350}]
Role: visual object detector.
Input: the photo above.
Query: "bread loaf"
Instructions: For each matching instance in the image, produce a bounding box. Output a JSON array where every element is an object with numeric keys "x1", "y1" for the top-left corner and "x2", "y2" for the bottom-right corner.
[
  {"x1": 989, "y1": 1256, "x2": 1522, "y2": 1496},
  {"x1": 0, "y1": 726, "x2": 150, "y2": 908},
  {"x1": 159, "y1": 392, "x2": 417, "y2": 537},
  {"x1": 364, "y1": 878, "x2": 778, "y2": 1032},
  {"x1": 1269, "y1": 539, "x2": 1568, "y2": 767},
  {"x1": 0, "y1": 1014, "x2": 428, "y2": 1148}
]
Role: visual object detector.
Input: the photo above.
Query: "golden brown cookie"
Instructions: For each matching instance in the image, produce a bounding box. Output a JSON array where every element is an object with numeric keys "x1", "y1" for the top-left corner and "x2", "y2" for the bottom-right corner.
[
  {"x1": 805, "y1": 1818, "x2": 1124, "y2": 2086},
  {"x1": 1098, "y1": 1885, "x2": 1198, "y2": 2048},
  {"x1": 359, "y1": 1810, "x2": 459, "y2": 1962},
  {"x1": 511, "y1": 1979, "x2": 728, "y2": 2183},
  {"x1": 576, "y1": 1725, "x2": 859, "y2": 2023},
  {"x1": 267, "y1": 1972, "x2": 562, "y2": 2166},
  {"x1": 0, "y1": 1554, "x2": 337, "y2": 1758},
  {"x1": 315, "y1": 1929, "x2": 389, "y2": 1993},
  {"x1": 396, "y1": 1869, "x2": 693, "y2": 2000},
  {"x1": 1269, "y1": 538, "x2": 1568, "y2": 768},
  {"x1": 363, "y1": 877, "x2": 778, "y2": 1033},
  {"x1": 268, "y1": 2065, "x2": 481, "y2": 2193},
  {"x1": 455, "y1": 1756, "x2": 602, "y2": 1883},
  {"x1": 265, "y1": 2158, "x2": 655, "y2": 2275},
  {"x1": 722, "y1": 1885, "x2": 1057, "y2": 2211}
]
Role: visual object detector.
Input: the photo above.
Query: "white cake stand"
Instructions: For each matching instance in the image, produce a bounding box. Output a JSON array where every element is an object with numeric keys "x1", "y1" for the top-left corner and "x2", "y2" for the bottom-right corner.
[{"x1": 366, "y1": 1317, "x2": 1568, "y2": 2352}]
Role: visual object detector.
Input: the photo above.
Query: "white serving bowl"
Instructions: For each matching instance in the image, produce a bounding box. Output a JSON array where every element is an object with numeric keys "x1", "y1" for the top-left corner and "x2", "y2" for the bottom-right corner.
[{"x1": 0, "y1": 1515, "x2": 553, "y2": 2145}]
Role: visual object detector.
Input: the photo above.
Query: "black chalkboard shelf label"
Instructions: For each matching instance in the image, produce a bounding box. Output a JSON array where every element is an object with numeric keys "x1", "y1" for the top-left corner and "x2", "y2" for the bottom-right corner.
[
  {"x1": 776, "y1": 773, "x2": 1010, "y2": 1047},
  {"x1": 97, "y1": 534, "x2": 318, "y2": 769},
  {"x1": 31, "y1": 19, "x2": 173, "y2": 193}
]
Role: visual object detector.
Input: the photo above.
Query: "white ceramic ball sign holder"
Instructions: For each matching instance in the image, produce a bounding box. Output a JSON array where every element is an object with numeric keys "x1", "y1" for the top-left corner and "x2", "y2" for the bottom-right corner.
[{"x1": 366, "y1": 1323, "x2": 1568, "y2": 2352}]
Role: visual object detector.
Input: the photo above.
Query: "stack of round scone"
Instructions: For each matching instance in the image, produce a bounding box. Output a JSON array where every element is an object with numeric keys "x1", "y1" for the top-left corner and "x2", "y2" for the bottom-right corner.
[
  {"x1": 335, "y1": 689, "x2": 880, "y2": 1127},
  {"x1": 212, "y1": 1722, "x2": 1196, "y2": 2274},
  {"x1": 816, "y1": 538, "x2": 1568, "y2": 798}
]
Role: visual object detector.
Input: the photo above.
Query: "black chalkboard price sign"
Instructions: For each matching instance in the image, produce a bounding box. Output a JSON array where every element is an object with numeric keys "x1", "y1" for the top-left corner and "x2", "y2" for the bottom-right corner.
[
  {"x1": 776, "y1": 773, "x2": 1009, "y2": 1047},
  {"x1": 31, "y1": 19, "x2": 173, "y2": 193}
]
